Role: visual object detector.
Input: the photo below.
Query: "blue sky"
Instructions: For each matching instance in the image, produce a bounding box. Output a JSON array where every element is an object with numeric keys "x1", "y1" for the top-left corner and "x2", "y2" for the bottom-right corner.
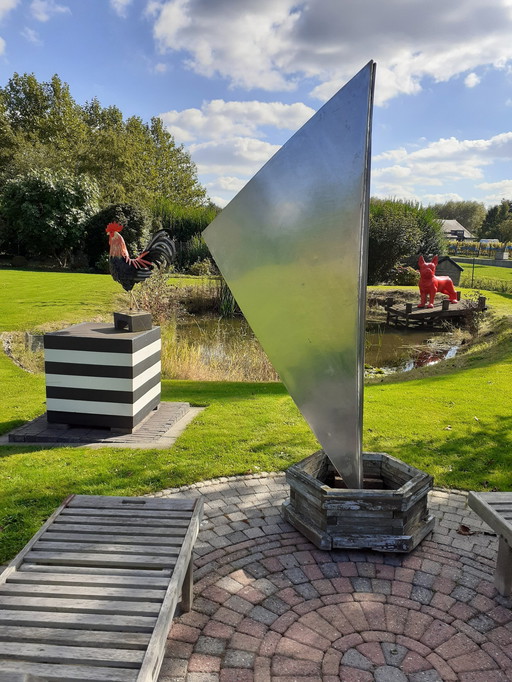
[{"x1": 2, "y1": 1, "x2": 512, "y2": 208}]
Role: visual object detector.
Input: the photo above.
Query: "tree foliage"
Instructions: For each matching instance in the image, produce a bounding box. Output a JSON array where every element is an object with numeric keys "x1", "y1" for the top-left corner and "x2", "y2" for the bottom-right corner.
[
  {"x1": 0, "y1": 169, "x2": 99, "y2": 265},
  {"x1": 0, "y1": 73, "x2": 206, "y2": 208},
  {"x1": 368, "y1": 199, "x2": 445, "y2": 284},
  {"x1": 431, "y1": 200, "x2": 486, "y2": 235},
  {"x1": 83, "y1": 204, "x2": 152, "y2": 270},
  {"x1": 480, "y1": 200, "x2": 512, "y2": 243}
]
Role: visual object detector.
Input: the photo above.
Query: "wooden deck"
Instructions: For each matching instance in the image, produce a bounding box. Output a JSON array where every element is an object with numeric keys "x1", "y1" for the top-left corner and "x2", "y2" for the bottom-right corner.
[
  {"x1": 385, "y1": 295, "x2": 487, "y2": 328},
  {"x1": 0, "y1": 494, "x2": 203, "y2": 681}
]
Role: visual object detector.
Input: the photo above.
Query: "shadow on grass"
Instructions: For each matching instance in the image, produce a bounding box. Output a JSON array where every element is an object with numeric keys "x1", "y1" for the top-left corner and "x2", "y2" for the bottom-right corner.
[{"x1": 390, "y1": 415, "x2": 512, "y2": 491}]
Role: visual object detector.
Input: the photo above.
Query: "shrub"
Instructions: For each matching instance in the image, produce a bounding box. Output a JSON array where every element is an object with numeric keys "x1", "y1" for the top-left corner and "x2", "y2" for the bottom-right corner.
[
  {"x1": 0, "y1": 169, "x2": 99, "y2": 267},
  {"x1": 387, "y1": 265, "x2": 420, "y2": 286},
  {"x1": 83, "y1": 203, "x2": 152, "y2": 269}
]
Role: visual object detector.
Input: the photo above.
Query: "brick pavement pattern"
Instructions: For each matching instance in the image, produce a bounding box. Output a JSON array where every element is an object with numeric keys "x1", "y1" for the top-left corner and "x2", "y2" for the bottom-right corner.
[{"x1": 151, "y1": 474, "x2": 512, "y2": 682}]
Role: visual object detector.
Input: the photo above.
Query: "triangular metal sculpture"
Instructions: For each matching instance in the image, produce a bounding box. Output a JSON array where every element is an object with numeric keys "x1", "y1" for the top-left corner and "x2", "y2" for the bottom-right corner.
[{"x1": 203, "y1": 62, "x2": 375, "y2": 489}]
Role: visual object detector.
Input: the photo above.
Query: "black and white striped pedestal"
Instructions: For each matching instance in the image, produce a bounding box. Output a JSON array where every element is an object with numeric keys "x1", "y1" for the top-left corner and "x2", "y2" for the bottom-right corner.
[{"x1": 44, "y1": 322, "x2": 161, "y2": 431}]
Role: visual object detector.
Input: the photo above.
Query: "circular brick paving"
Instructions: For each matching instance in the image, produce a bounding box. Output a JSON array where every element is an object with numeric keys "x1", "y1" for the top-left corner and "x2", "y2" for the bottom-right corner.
[{"x1": 154, "y1": 473, "x2": 512, "y2": 682}]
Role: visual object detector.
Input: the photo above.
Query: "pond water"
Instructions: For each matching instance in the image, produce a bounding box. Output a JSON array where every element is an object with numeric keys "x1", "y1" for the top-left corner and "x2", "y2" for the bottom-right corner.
[{"x1": 176, "y1": 316, "x2": 457, "y2": 374}]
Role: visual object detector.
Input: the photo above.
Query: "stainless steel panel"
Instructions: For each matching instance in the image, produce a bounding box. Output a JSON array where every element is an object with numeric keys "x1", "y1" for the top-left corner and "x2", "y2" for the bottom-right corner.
[{"x1": 203, "y1": 62, "x2": 375, "y2": 489}]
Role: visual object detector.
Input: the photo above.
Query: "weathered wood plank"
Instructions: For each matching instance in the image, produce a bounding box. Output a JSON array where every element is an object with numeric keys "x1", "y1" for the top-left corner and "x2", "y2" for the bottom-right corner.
[
  {"x1": 0, "y1": 609, "x2": 156, "y2": 632},
  {"x1": 0, "y1": 661, "x2": 138, "y2": 681},
  {"x1": 33, "y1": 541, "x2": 181, "y2": 556},
  {"x1": 0, "y1": 642, "x2": 144, "y2": 667},
  {"x1": 7, "y1": 571, "x2": 169, "y2": 588},
  {"x1": 468, "y1": 492, "x2": 512, "y2": 545},
  {"x1": 42, "y1": 532, "x2": 184, "y2": 545},
  {"x1": 0, "y1": 583, "x2": 166, "y2": 602},
  {"x1": 19, "y1": 564, "x2": 172, "y2": 577},
  {"x1": 69, "y1": 495, "x2": 196, "y2": 511},
  {"x1": 55, "y1": 514, "x2": 191, "y2": 526},
  {"x1": 0, "y1": 625, "x2": 150, "y2": 649},
  {"x1": 24, "y1": 551, "x2": 177, "y2": 569},
  {"x1": 137, "y1": 497, "x2": 203, "y2": 681},
  {"x1": 48, "y1": 522, "x2": 188, "y2": 535},
  {"x1": 61, "y1": 508, "x2": 192, "y2": 521},
  {"x1": 0, "y1": 595, "x2": 161, "y2": 616}
]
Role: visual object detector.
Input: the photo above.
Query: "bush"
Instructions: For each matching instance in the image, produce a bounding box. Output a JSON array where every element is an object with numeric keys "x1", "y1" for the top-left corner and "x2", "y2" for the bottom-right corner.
[
  {"x1": 387, "y1": 265, "x2": 420, "y2": 286},
  {"x1": 83, "y1": 203, "x2": 152, "y2": 269},
  {"x1": 368, "y1": 199, "x2": 445, "y2": 284},
  {"x1": 150, "y1": 198, "x2": 219, "y2": 241},
  {"x1": 188, "y1": 258, "x2": 215, "y2": 276},
  {"x1": 0, "y1": 170, "x2": 99, "y2": 266}
]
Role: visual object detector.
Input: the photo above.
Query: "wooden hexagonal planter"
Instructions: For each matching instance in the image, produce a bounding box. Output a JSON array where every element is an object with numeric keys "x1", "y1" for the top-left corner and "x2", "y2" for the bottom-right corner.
[{"x1": 282, "y1": 450, "x2": 435, "y2": 552}]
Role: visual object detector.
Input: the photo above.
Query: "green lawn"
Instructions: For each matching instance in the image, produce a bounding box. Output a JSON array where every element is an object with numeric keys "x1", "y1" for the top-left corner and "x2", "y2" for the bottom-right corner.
[
  {"x1": 0, "y1": 269, "x2": 213, "y2": 331},
  {"x1": 0, "y1": 269, "x2": 511, "y2": 563},
  {"x1": 456, "y1": 261, "x2": 512, "y2": 283}
]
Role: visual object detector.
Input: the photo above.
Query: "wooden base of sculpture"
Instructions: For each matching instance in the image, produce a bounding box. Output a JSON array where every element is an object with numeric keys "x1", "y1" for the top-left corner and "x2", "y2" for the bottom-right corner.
[{"x1": 282, "y1": 451, "x2": 434, "y2": 552}]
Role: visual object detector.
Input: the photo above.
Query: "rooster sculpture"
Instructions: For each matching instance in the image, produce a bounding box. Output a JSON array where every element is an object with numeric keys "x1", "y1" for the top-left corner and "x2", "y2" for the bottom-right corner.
[{"x1": 106, "y1": 222, "x2": 176, "y2": 306}]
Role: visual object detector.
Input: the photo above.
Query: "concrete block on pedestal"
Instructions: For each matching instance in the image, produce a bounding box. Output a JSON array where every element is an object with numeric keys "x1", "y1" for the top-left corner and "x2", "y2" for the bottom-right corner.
[{"x1": 44, "y1": 321, "x2": 161, "y2": 432}]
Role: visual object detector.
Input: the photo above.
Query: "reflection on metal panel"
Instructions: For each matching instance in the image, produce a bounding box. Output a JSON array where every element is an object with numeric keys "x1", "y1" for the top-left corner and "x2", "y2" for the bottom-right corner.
[{"x1": 203, "y1": 62, "x2": 375, "y2": 489}]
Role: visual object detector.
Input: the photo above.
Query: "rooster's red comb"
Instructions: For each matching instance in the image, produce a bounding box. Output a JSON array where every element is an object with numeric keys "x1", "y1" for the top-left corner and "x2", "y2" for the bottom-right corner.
[{"x1": 106, "y1": 222, "x2": 124, "y2": 234}]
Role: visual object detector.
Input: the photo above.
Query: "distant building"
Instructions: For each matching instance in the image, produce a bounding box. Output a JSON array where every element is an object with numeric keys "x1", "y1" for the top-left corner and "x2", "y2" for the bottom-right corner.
[{"x1": 441, "y1": 219, "x2": 475, "y2": 241}]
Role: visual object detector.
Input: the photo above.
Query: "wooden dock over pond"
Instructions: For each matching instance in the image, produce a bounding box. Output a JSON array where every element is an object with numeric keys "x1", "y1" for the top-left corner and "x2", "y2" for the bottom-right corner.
[{"x1": 385, "y1": 295, "x2": 487, "y2": 328}]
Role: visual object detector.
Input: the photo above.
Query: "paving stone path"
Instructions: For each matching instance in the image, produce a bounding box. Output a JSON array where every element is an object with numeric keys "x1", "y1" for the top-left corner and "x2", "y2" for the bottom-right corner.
[{"x1": 150, "y1": 473, "x2": 512, "y2": 682}]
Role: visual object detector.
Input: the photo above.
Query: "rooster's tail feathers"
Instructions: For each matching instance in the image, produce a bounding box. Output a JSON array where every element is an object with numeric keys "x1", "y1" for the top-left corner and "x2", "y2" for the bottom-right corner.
[{"x1": 143, "y1": 230, "x2": 176, "y2": 267}]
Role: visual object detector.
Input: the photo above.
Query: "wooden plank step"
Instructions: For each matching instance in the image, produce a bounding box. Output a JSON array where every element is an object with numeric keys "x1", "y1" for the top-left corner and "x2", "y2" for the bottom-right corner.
[
  {"x1": 24, "y1": 551, "x2": 177, "y2": 568},
  {"x1": 0, "y1": 595, "x2": 161, "y2": 616},
  {"x1": 61, "y1": 508, "x2": 193, "y2": 520},
  {"x1": 48, "y1": 522, "x2": 188, "y2": 535},
  {"x1": 19, "y1": 564, "x2": 172, "y2": 577},
  {"x1": 0, "y1": 661, "x2": 138, "y2": 681},
  {"x1": 0, "y1": 610, "x2": 156, "y2": 631},
  {"x1": 0, "y1": 625, "x2": 151, "y2": 649},
  {"x1": 0, "y1": 641, "x2": 144, "y2": 667},
  {"x1": 33, "y1": 541, "x2": 181, "y2": 556},
  {"x1": 55, "y1": 513, "x2": 191, "y2": 526},
  {"x1": 41, "y1": 532, "x2": 185, "y2": 545},
  {"x1": 7, "y1": 571, "x2": 169, "y2": 588},
  {"x1": 0, "y1": 583, "x2": 166, "y2": 601},
  {"x1": 68, "y1": 495, "x2": 196, "y2": 510}
]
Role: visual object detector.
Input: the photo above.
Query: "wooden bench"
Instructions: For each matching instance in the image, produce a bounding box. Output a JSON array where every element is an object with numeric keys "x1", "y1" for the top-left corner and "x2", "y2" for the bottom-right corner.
[
  {"x1": 468, "y1": 491, "x2": 512, "y2": 595},
  {"x1": 0, "y1": 493, "x2": 203, "y2": 681}
]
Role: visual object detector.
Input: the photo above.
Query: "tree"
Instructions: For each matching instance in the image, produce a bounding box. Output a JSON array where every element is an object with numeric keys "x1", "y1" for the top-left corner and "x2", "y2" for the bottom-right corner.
[
  {"x1": 0, "y1": 170, "x2": 99, "y2": 265},
  {"x1": 0, "y1": 73, "x2": 207, "y2": 209},
  {"x1": 480, "y1": 200, "x2": 511, "y2": 241},
  {"x1": 82, "y1": 203, "x2": 152, "y2": 269},
  {"x1": 368, "y1": 199, "x2": 446, "y2": 284},
  {"x1": 431, "y1": 200, "x2": 486, "y2": 235}
]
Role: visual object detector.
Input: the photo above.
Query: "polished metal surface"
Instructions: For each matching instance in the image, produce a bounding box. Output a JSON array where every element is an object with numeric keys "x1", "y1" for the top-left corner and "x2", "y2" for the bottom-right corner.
[{"x1": 203, "y1": 62, "x2": 375, "y2": 489}]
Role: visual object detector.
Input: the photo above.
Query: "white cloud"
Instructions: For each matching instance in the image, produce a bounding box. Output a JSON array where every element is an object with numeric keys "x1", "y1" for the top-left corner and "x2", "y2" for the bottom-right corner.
[
  {"x1": 153, "y1": 62, "x2": 167, "y2": 73},
  {"x1": 464, "y1": 72, "x2": 481, "y2": 87},
  {"x1": 160, "y1": 99, "x2": 314, "y2": 143},
  {"x1": 0, "y1": 0, "x2": 18, "y2": 20},
  {"x1": 190, "y1": 137, "x2": 280, "y2": 177},
  {"x1": 477, "y1": 179, "x2": 512, "y2": 203},
  {"x1": 147, "y1": 0, "x2": 512, "y2": 104},
  {"x1": 111, "y1": 0, "x2": 132, "y2": 17},
  {"x1": 30, "y1": 0, "x2": 70, "y2": 22},
  {"x1": 21, "y1": 26, "x2": 42, "y2": 45},
  {"x1": 373, "y1": 131, "x2": 512, "y2": 204}
]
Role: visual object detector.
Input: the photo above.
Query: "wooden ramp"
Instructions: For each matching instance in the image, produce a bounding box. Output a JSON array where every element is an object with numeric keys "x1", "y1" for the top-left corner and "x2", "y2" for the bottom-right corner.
[{"x1": 0, "y1": 494, "x2": 203, "y2": 681}]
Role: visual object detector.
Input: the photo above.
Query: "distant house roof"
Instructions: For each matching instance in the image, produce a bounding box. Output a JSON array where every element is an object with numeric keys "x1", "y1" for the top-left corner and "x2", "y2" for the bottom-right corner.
[
  {"x1": 437, "y1": 255, "x2": 464, "y2": 271},
  {"x1": 441, "y1": 219, "x2": 475, "y2": 240}
]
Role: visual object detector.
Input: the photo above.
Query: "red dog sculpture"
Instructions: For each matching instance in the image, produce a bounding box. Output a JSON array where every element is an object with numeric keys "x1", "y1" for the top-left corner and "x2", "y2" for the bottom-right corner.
[{"x1": 418, "y1": 255, "x2": 458, "y2": 308}]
